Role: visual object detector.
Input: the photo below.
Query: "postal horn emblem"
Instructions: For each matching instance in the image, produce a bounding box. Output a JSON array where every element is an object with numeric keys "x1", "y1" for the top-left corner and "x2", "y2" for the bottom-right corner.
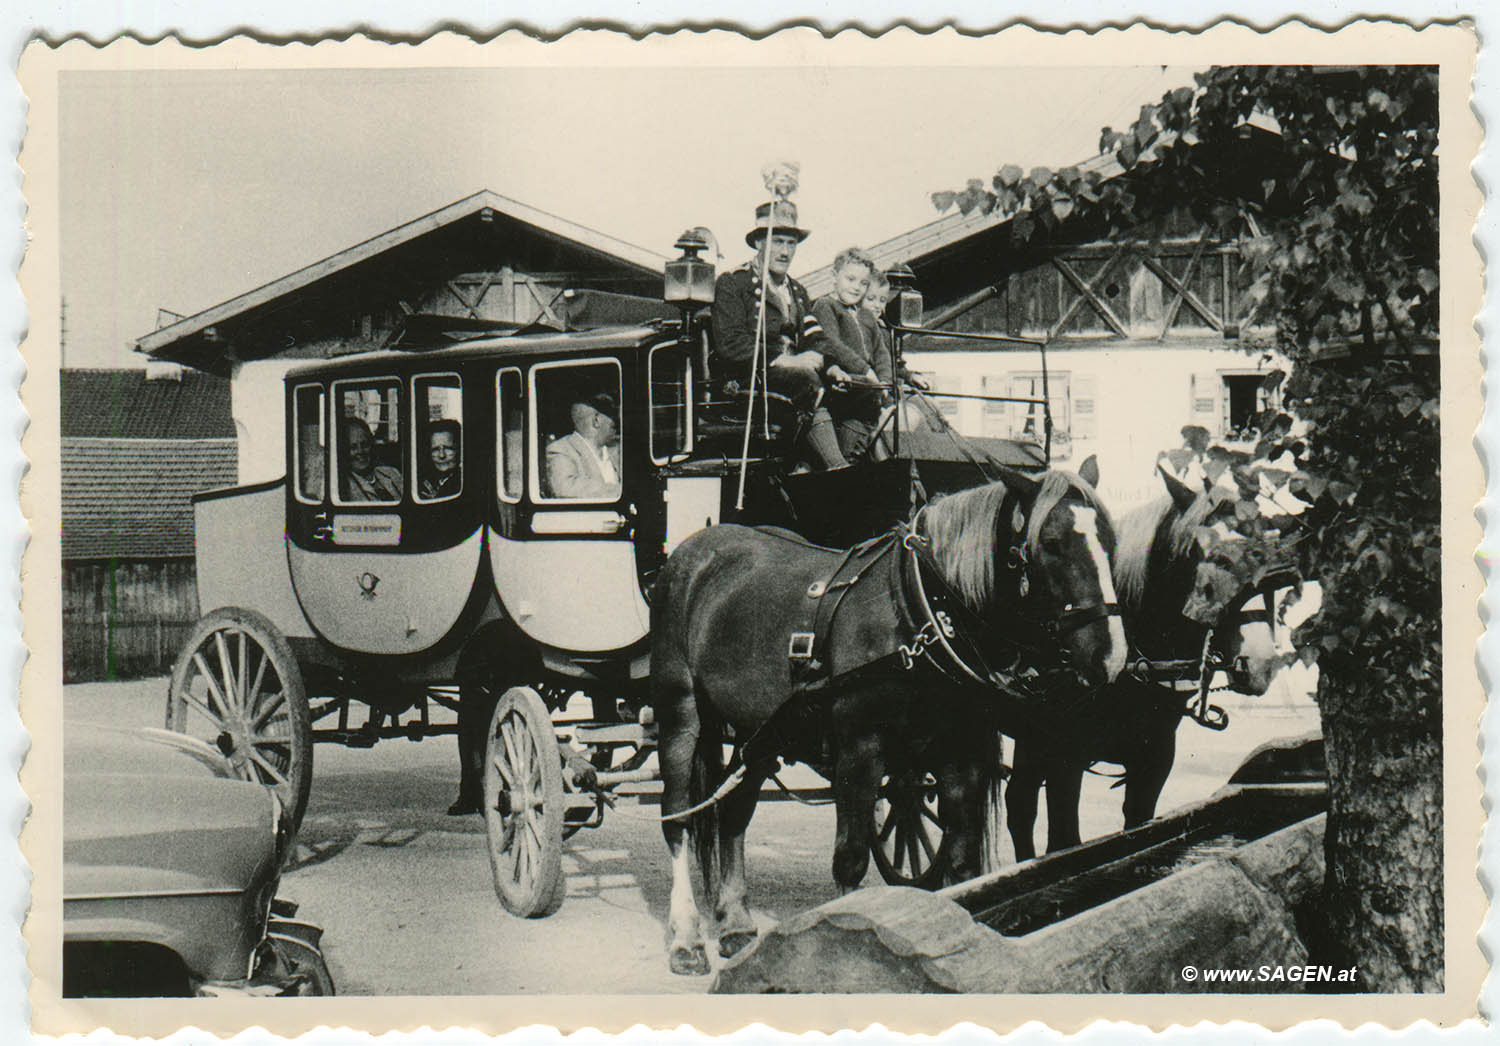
[{"x1": 358, "y1": 571, "x2": 380, "y2": 599}]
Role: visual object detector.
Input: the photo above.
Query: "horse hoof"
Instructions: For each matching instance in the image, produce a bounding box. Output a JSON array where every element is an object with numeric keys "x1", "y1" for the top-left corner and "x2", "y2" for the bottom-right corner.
[
  {"x1": 718, "y1": 930, "x2": 758, "y2": 959},
  {"x1": 669, "y1": 945, "x2": 710, "y2": 976}
]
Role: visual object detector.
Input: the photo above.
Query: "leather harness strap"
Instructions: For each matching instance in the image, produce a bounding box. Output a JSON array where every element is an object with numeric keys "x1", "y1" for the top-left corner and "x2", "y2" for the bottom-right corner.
[
  {"x1": 786, "y1": 530, "x2": 901, "y2": 686},
  {"x1": 704, "y1": 498, "x2": 1127, "y2": 810}
]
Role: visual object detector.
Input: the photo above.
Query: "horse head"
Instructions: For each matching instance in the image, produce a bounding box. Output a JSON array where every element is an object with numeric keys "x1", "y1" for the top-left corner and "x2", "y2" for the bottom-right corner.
[
  {"x1": 1154, "y1": 468, "x2": 1296, "y2": 697},
  {"x1": 1184, "y1": 528, "x2": 1298, "y2": 696},
  {"x1": 990, "y1": 460, "x2": 1127, "y2": 688}
]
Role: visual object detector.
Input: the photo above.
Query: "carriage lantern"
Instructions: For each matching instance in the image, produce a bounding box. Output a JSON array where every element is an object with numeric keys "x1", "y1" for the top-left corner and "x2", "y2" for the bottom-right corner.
[
  {"x1": 664, "y1": 227, "x2": 717, "y2": 307},
  {"x1": 885, "y1": 261, "x2": 924, "y2": 329}
]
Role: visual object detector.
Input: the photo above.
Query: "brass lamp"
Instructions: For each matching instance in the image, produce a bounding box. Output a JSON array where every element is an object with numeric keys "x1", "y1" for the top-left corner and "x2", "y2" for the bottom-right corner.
[
  {"x1": 665, "y1": 227, "x2": 717, "y2": 307},
  {"x1": 885, "y1": 262, "x2": 924, "y2": 328}
]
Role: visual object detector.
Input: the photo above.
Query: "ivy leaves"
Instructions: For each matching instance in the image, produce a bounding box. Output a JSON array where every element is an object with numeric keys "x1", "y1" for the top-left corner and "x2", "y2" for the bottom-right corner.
[{"x1": 934, "y1": 65, "x2": 1441, "y2": 715}]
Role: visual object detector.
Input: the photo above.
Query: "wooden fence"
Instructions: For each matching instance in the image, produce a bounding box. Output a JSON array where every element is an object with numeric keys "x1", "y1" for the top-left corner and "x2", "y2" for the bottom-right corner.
[{"x1": 62, "y1": 558, "x2": 201, "y2": 683}]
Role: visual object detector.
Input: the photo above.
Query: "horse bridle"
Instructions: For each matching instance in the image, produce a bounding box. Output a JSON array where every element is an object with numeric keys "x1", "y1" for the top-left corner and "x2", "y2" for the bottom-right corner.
[
  {"x1": 1007, "y1": 538, "x2": 1122, "y2": 642},
  {"x1": 1129, "y1": 562, "x2": 1300, "y2": 730}
]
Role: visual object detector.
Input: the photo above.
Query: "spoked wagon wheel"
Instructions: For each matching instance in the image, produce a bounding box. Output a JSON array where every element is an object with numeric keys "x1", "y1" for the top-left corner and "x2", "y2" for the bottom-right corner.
[
  {"x1": 871, "y1": 770, "x2": 948, "y2": 889},
  {"x1": 484, "y1": 686, "x2": 566, "y2": 918},
  {"x1": 166, "y1": 607, "x2": 313, "y2": 835}
]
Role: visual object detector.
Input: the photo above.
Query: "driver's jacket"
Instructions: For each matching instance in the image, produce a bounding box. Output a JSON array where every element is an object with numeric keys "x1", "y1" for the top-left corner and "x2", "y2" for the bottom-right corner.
[{"x1": 710, "y1": 263, "x2": 868, "y2": 376}]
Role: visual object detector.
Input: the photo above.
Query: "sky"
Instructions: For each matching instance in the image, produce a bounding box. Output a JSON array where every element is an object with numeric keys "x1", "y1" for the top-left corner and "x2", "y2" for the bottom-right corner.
[{"x1": 58, "y1": 63, "x2": 1196, "y2": 369}]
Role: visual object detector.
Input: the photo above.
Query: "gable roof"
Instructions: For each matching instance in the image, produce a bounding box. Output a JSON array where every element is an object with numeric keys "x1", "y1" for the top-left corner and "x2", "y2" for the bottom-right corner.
[
  {"x1": 800, "y1": 150, "x2": 1124, "y2": 300},
  {"x1": 799, "y1": 122, "x2": 1292, "y2": 304},
  {"x1": 135, "y1": 190, "x2": 670, "y2": 371},
  {"x1": 61, "y1": 369, "x2": 234, "y2": 439},
  {"x1": 61, "y1": 438, "x2": 238, "y2": 559}
]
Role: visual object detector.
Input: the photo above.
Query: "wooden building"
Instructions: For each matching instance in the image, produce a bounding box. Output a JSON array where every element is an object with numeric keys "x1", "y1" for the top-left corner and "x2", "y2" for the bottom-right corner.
[
  {"x1": 802, "y1": 149, "x2": 1285, "y2": 508},
  {"x1": 60, "y1": 366, "x2": 237, "y2": 680},
  {"x1": 136, "y1": 190, "x2": 668, "y2": 481}
]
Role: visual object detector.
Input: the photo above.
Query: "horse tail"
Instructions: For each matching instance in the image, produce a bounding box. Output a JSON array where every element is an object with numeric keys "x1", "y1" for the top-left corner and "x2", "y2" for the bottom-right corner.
[{"x1": 689, "y1": 700, "x2": 724, "y2": 904}]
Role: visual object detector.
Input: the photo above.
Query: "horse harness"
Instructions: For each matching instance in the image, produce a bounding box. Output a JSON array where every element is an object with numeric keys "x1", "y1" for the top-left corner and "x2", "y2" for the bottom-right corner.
[
  {"x1": 660, "y1": 496, "x2": 1123, "y2": 824},
  {"x1": 746, "y1": 496, "x2": 1121, "y2": 770},
  {"x1": 1124, "y1": 561, "x2": 1300, "y2": 731}
]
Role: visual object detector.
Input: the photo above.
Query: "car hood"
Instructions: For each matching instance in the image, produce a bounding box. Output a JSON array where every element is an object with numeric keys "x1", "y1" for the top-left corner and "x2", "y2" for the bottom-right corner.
[{"x1": 64, "y1": 724, "x2": 279, "y2": 900}]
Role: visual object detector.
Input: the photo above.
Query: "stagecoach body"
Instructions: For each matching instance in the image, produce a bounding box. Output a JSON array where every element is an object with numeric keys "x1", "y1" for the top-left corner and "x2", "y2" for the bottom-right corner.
[
  {"x1": 197, "y1": 327, "x2": 681, "y2": 682},
  {"x1": 193, "y1": 318, "x2": 1047, "y2": 682}
]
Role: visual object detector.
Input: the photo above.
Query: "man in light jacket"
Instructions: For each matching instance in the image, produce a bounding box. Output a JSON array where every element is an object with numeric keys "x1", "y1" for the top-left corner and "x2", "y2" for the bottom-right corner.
[{"x1": 546, "y1": 392, "x2": 623, "y2": 499}]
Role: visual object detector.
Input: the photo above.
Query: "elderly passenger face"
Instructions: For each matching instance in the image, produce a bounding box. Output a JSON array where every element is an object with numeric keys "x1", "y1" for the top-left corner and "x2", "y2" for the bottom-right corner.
[
  {"x1": 429, "y1": 430, "x2": 459, "y2": 474},
  {"x1": 347, "y1": 424, "x2": 374, "y2": 476},
  {"x1": 757, "y1": 231, "x2": 800, "y2": 280},
  {"x1": 581, "y1": 405, "x2": 617, "y2": 448}
]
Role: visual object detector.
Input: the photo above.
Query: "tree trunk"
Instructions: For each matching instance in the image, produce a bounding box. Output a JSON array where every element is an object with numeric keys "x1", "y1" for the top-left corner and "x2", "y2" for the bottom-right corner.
[{"x1": 1314, "y1": 675, "x2": 1443, "y2": 990}]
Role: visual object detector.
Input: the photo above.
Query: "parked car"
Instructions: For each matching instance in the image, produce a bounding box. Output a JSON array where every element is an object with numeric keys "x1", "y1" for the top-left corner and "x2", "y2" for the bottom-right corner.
[{"x1": 62, "y1": 723, "x2": 333, "y2": 996}]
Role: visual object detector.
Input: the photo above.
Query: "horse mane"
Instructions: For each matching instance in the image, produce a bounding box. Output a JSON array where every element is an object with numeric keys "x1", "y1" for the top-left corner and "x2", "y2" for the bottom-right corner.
[
  {"x1": 1112, "y1": 492, "x2": 1216, "y2": 613},
  {"x1": 920, "y1": 470, "x2": 1106, "y2": 609},
  {"x1": 920, "y1": 482, "x2": 1009, "y2": 608}
]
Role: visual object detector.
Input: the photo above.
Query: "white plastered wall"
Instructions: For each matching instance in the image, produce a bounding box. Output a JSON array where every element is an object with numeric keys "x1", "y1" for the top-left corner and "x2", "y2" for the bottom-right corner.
[
  {"x1": 231, "y1": 358, "x2": 301, "y2": 483},
  {"x1": 906, "y1": 343, "x2": 1288, "y2": 513}
]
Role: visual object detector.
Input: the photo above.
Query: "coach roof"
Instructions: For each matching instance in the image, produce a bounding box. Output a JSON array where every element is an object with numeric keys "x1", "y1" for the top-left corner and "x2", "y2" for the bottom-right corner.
[{"x1": 282, "y1": 324, "x2": 671, "y2": 380}]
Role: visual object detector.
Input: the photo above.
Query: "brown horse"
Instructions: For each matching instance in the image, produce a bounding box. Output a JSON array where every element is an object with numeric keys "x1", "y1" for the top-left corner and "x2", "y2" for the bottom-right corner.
[
  {"x1": 1005, "y1": 468, "x2": 1288, "y2": 860},
  {"x1": 651, "y1": 467, "x2": 1127, "y2": 975}
]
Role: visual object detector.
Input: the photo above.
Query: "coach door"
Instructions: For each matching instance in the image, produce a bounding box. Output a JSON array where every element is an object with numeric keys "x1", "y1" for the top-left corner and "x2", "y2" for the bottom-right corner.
[{"x1": 487, "y1": 357, "x2": 650, "y2": 653}]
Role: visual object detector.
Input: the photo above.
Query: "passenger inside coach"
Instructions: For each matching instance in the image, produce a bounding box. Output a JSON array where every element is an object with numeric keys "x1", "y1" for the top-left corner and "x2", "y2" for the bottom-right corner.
[
  {"x1": 545, "y1": 392, "x2": 622, "y2": 500},
  {"x1": 419, "y1": 419, "x2": 463, "y2": 500},
  {"x1": 341, "y1": 417, "x2": 403, "y2": 502}
]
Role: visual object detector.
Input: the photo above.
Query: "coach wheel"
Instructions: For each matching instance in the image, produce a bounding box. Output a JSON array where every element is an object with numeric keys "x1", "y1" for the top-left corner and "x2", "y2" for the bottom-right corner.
[
  {"x1": 166, "y1": 607, "x2": 313, "y2": 840},
  {"x1": 484, "y1": 686, "x2": 566, "y2": 918},
  {"x1": 871, "y1": 770, "x2": 948, "y2": 889}
]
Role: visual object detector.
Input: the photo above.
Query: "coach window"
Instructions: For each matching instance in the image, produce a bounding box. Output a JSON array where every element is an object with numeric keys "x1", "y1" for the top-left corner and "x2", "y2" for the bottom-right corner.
[
  {"x1": 334, "y1": 379, "x2": 403, "y2": 505},
  {"x1": 413, "y1": 373, "x2": 463, "y2": 503},
  {"x1": 496, "y1": 367, "x2": 523, "y2": 503},
  {"x1": 532, "y1": 359, "x2": 623, "y2": 503},
  {"x1": 293, "y1": 384, "x2": 326, "y2": 504},
  {"x1": 649, "y1": 345, "x2": 693, "y2": 464}
]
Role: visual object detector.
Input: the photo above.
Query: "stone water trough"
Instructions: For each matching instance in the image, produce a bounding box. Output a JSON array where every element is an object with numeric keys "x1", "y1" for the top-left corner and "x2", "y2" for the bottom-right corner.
[{"x1": 714, "y1": 736, "x2": 1327, "y2": 994}]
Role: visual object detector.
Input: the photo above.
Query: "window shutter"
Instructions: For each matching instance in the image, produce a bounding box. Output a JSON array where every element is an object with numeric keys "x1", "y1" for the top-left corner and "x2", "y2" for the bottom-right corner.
[
  {"x1": 1191, "y1": 372, "x2": 1220, "y2": 434},
  {"x1": 1008, "y1": 373, "x2": 1030, "y2": 439},
  {"x1": 1072, "y1": 374, "x2": 1097, "y2": 440}
]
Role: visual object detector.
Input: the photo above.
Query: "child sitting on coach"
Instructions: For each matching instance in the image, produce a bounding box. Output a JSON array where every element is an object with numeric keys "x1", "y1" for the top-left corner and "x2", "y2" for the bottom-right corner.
[{"x1": 812, "y1": 248, "x2": 885, "y2": 460}]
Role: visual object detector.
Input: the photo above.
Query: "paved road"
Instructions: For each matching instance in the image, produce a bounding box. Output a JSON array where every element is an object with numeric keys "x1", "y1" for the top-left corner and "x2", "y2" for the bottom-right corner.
[{"x1": 64, "y1": 671, "x2": 1320, "y2": 995}]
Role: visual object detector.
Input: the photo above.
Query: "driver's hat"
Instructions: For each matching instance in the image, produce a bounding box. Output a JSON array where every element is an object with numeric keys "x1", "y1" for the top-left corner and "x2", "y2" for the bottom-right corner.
[{"x1": 746, "y1": 200, "x2": 810, "y2": 247}]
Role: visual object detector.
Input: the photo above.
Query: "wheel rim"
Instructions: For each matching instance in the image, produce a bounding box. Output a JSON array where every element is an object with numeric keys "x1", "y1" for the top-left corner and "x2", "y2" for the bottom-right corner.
[
  {"x1": 174, "y1": 624, "x2": 296, "y2": 797},
  {"x1": 492, "y1": 710, "x2": 544, "y2": 890},
  {"x1": 873, "y1": 773, "x2": 944, "y2": 884},
  {"x1": 483, "y1": 688, "x2": 566, "y2": 917}
]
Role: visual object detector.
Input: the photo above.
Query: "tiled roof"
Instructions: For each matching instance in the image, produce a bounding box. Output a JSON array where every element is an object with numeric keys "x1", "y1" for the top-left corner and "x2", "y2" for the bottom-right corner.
[
  {"x1": 61, "y1": 438, "x2": 238, "y2": 559},
  {"x1": 61, "y1": 369, "x2": 234, "y2": 439}
]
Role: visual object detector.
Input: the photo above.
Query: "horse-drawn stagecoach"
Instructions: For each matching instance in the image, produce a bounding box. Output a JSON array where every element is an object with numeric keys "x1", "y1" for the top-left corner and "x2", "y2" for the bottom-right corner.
[{"x1": 165, "y1": 233, "x2": 1294, "y2": 964}]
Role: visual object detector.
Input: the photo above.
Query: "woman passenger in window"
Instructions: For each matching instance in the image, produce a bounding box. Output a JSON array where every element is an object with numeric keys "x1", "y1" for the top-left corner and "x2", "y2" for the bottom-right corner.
[
  {"x1": 420, "y1": 419, "x2": 462, "y2": 500},
  {"x1": 342, "y1": 417, "x2": 403, "y2": 502}
]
